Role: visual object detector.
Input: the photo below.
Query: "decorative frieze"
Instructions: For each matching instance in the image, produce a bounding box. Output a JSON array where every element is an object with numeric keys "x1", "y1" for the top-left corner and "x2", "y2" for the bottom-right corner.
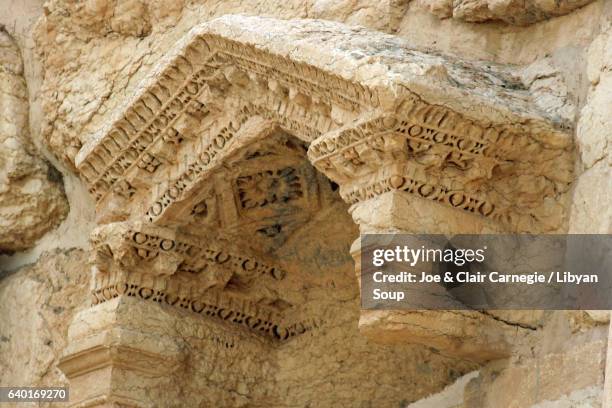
[
  {"x1": 89, "y1": 222, "x2": 324, "y2": 341},
  {"x1": 91, "y1": 271, "x2": 320, "y2": 341},
  {"x1": 342, "y1": 172, "x2": 510, "y2": 225},
  {"x1": 80, "y1": 57, "x2": 220, "y2": 201},
  {"x1": 91, "y1": 222, "x2": 286, "y2": 280},
  {"x1": 75, "y1": 16, "x2": 573, "y2": 234},
  {"x1": 144, "y1": 109, "x2": 252, "y2": 223}
]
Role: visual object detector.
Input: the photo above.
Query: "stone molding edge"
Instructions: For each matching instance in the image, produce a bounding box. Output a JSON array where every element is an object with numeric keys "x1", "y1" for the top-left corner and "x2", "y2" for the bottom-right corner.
[
  {"x1": 91, "y1": 221, "x2": 287, "y2": 280},
  {"x1": 58, "y1": 343, "x2": 182, "y2": 379},
  {"x1": 91, "y1": 222, "x2": 322, "y2": 342},
  {"x1": 65, "y1": 395, "x2": 145, "y2": 408}
]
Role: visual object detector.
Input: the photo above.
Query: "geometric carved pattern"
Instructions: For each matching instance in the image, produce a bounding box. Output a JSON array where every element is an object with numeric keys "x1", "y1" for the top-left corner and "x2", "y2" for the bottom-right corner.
[
  {"x1": 222, "y1": 132, "x2": 320, "y2": 251},
  {"x1": 74, "y1": 15, "x2": 576, "y2": 346},
  {"x1": 92, "y1": 271, "x2": 321, "y2": 341},
  {"x1": 308, "y1": 105, "x2": 572, "y2": 230},
  {"x1": 91, "y1": 223, "x2": 287, "y2": 279},
  {"x1": 140, "y1": 127, "x2": 321, "y2": 254},
  {"x1": 90, "y1": 222, "x2": 321, "y2": 341},
  {"x1": 143, "y1": 109, "x2": 253, "y2": 224},
  {"x1": 75, "y1": 17, "x2": 573, "y2": 234}
]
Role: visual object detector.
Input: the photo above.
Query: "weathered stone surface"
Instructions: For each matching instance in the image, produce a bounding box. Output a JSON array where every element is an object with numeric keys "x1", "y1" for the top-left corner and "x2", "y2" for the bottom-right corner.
[
  {"x1": 0, "y1": 207, "x2": 477, "y2": 407},
  {"x1": 464, "y1": 325, "x2": 607, "y2": 407},
  {"x1": 61, "y1": 214, "x2": 475, "y2": 407},
  {"x1": 570, "y1": 25, "x2": 612, "y2": 234},
  {"x1": 414, "y1": 0, "x2": 597, "y2": 25},
  {"x1": 74, "y1": 15, "x2": 574, "y2": 236},
  {"x1": 0, "y1": 1, "x2": 610, "y2": 407},
  {"x1": 0, "y1": 27, "x2": 68, "y2": 252},
  {"x1": 0, "y1": 249, "x2": 90, "y2": 388},
  {"x1": 61, "y1": 15, "x2": 582, "y2": 375},
  {"x1": 403, "y1": 313, "x2": 607, "y2": 407},
  {"x1": 358, "y1": 309, "x2": 523, "y2": 363},
  {"x1": 32, "y1": 0, "x2": 401, "y2": 171},
  {"x1": 33, "y1": 0, "x2": 591, "y2": 171},
  {"x1": 58, "y1": 204, "x2": 477, "y2": 406}
]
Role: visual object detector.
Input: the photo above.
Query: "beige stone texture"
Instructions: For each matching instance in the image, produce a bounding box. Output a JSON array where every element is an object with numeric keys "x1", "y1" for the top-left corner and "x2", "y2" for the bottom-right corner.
[
  {"x1": 72, "y1": 14, "x2": 574, "y2": 237},
  {"x1": 414, "y1": 0, "x2": 597, "y2": 25},
  {"x1": 0, "y1": 0, "x2": 610, "y2": 407},
  {"x1": 398, "y1": 0, "x2": 611, "y2": 65},
  {"x1": 408, "y1": 371, "x2": 479, "y2": 408},
  {"x1": 0, "y1": 27, "x2": 68, "y2": 252},
  {"x1": 0, "y1": 249, "x2": 89, "y2": 390},
  {"x1": 54, "y1": 206, "x2": 478, "y2": 406},
  {"x1": 464, "y1": 326, "x2": 607, "y2": 407},
  {"x1": 570, "y1": 24, "x2": 612, "y2": 234}
]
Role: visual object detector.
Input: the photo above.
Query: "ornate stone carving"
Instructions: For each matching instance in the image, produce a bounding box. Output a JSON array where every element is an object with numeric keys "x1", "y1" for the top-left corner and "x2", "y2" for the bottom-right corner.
[
  {"x1": 235, "y1": 166, "x2": 304, "y2": 210},
  {"x1": 74, "y1": 15, "x2": 573, "y2": 233},
  {"x1": 61, "y1": 18, "x2": 579, "y2": 403},
  {"x1": 90, "y1": 222, "x2": 323, "y2": 341},
  {"x1": 91, "y1": 222, "x2": 286, "y2": 279},
  {"x1": 91, "y1": 275, "x2": 321, "y2": 341}
]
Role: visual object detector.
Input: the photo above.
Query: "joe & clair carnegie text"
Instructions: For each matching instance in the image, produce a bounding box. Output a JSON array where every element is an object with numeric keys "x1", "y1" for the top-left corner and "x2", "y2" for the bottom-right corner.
[
  {"x1": 369, "y1": 245, "x2": 598, "y2": 302},
  {"x1": 371, "y1": 271, "x2": 599, "y2": 302},
  {"x1": 372, "y1": 270, "x2": 598, "y2": 285}
]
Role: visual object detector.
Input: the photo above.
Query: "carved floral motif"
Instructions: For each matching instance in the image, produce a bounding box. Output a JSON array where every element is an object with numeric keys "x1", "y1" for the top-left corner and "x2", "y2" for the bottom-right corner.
[{"x1": 235, "y1": 167, "x2": 304, "y2": 210}]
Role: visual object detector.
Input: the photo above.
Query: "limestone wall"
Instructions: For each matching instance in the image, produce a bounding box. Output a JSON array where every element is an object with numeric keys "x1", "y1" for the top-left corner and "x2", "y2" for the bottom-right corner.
[
  {"x1": 570, "y1": 24, "x2": 612, "y2": 234},
  {"x1": 0, "y1": 27, "x2": 67, "y2": 253},
  {"x1": 0, "y1": 0, "x2": 610, "y2": 407},
  {"x1": 0, "y1": 249, "x2": 89, "y2": 392}
]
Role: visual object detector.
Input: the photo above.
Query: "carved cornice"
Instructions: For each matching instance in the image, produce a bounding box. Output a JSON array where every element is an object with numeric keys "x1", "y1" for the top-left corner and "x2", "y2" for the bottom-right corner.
[
  {"x1": 90, "y1": 222, "x2": 321, "y2": 341},
  {"x1": 74, "y1": 15, "x2": 573, "y2": 232},
  {"x1": 91, "y1": 222, "x2": 286, "y2": 280},
  {"x1": 307, "y1": 110, "x2": 511, "y2": 224},
  {"x1": 91, "y1": 271, "x2": 321, "y2": 341},
  {"x1": 76, "y1": 37, "x2": 357, "y2": 204},
  {"x1": 308, "y1": 99, "x2": 573, "y2": 230},
  {"x1": 308, "y1": 109, "x2": 499, "y2": 178}
]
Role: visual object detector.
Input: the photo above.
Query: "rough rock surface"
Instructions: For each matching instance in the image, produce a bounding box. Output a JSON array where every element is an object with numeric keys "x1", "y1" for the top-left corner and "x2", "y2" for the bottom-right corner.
[
  {"x1": 0, "y1": 27, "x2": 68, "y2": 253},
  {"x1": 414, "y1": 0, "x2": 597, "y2": 25},
  {"x1": 0, "y1": 249, "x2": 90, "y2": 388},
  {"x1": 570, "y1": 24, "x2": 612, "y2": 234}
]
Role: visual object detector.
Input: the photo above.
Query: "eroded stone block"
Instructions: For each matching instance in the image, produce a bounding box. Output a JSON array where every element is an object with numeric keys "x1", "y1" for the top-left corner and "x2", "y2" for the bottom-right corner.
[{"x1": 0, "y1": 28, "x2": 68, "y2": 252}]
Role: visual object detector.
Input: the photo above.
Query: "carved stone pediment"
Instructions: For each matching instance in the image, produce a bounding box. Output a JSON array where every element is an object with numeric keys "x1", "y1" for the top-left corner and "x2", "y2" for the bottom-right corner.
[
  {"x1": 75, "y1": 14, "x2": 573, "y2": 234},
  {"x1": 62, "y1": 18, "x2": 577, "y2": 392}
]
